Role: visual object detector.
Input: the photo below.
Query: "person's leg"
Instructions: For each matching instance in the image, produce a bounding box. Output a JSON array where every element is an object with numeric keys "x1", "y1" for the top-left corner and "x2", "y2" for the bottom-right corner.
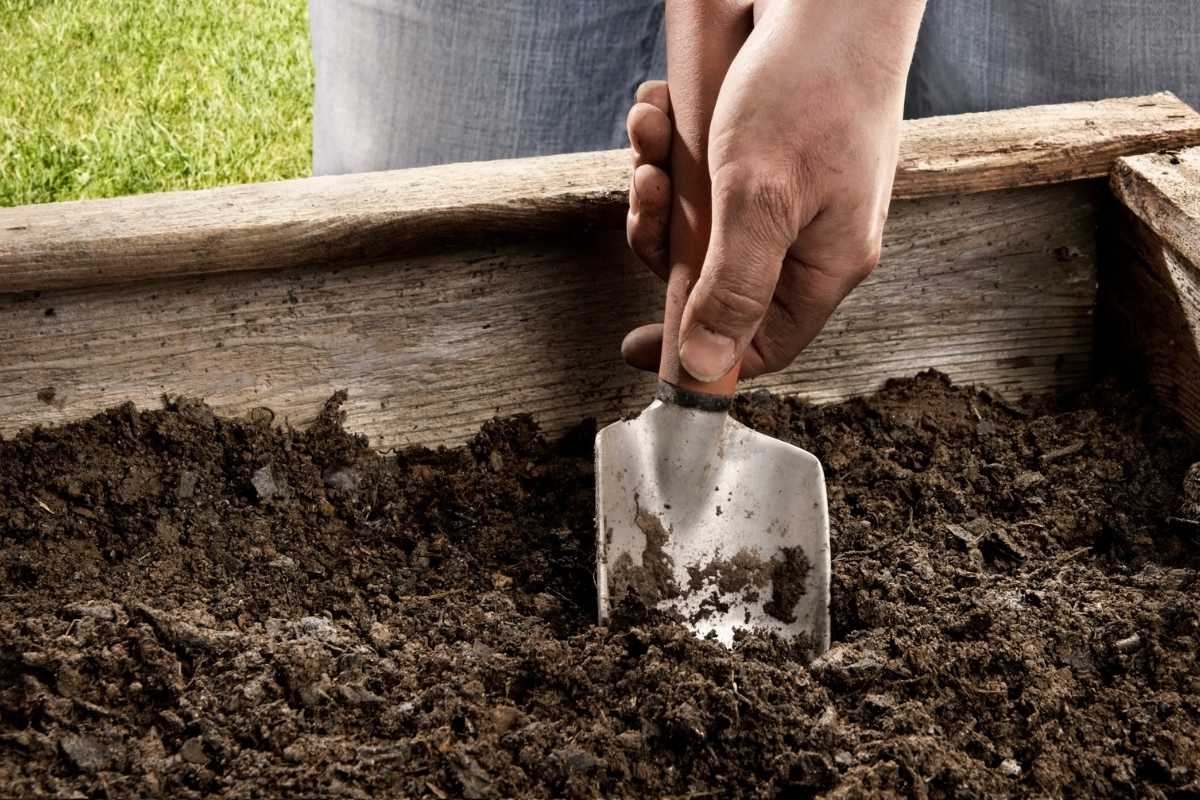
[
  {"x1": 309, "y1": 0, "x2": 666, "y2": 175},
  {"x1": 906, "y1": 0, "x2": 1200, "y2": 118}
]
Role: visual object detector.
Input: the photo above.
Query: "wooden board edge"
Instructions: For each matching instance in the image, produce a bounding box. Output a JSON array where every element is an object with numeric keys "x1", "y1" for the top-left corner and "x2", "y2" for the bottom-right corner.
[
  {"x1": 1111, "y1": 146, "x2": 1200, "y2": 267},
  {"x1": 1101, "y1": 170, "x2": 1200, "y2": 435},
  {"x1": 2, "y1": 92, "x2": 1199, "y2": 294}
]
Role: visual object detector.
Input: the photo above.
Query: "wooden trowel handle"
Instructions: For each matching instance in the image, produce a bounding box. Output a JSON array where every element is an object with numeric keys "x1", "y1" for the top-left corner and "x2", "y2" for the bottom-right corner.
[{"x1": 658, "y1": 2, "x2": 751, "y2": 398}]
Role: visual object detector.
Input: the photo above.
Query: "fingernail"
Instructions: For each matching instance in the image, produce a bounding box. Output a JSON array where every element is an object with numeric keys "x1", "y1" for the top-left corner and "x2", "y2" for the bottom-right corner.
[{"x1": 679, "y1": 327, "x2": 736, "y2": 382}]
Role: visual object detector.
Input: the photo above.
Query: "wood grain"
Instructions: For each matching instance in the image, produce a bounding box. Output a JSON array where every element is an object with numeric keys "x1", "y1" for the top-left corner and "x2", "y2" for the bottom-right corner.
[
  {"x1": 1111, "y1": 147, "x2": 1200, "y2": 267},
  {"x1": 1107, "y1": 146, "x2": 1200, "y2": 433},
  {"x1": 0, "y1": 182, "x2": 1102, "y2": 448},
  {"x1": 895, "y1": 93, "x2": 1200, "y2": 198},
  {"x1": 2, "y1": 93, "x2": 1195, "y2": 295}
]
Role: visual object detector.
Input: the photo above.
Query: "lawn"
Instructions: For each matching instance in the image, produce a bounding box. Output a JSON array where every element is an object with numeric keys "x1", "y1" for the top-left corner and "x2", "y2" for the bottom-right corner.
[{"x1": 0, "y1": 0, "x2": 313, "y2": 207}]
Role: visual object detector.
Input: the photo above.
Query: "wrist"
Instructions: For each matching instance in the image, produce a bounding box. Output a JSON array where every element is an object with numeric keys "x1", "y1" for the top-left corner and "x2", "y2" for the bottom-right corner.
[{"x1": 767, "y1": 0, "x2": 926, "y2": 84}]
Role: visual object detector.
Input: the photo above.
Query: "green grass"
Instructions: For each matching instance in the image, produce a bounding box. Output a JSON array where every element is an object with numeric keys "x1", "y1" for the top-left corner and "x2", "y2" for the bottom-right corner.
[{"x1": 0, "y1": 0, "x2": 313, "y2": 207}]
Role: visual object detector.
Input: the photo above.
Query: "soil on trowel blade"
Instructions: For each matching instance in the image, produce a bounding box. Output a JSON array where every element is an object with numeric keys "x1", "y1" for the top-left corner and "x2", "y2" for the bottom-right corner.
[{"x1": 1, "y1": 371, "x2": 1198, "y2": 798}]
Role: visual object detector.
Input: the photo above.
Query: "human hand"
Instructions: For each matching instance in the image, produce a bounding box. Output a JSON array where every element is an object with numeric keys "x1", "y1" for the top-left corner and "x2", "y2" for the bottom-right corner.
[{"x1": 623, "y1": 0, "x2": 925, "y2": 382}]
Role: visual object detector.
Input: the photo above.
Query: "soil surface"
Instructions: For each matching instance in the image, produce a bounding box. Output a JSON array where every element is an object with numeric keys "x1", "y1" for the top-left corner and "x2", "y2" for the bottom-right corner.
[{"x1": 1, "y1": 371, "x2": 1198, "y2": 798}]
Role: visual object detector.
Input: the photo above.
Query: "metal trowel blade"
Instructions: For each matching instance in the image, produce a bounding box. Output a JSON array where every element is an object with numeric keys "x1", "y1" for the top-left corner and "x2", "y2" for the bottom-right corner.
[{"x1": 595, "y1": 399, "x2": 830, "y2": 655}]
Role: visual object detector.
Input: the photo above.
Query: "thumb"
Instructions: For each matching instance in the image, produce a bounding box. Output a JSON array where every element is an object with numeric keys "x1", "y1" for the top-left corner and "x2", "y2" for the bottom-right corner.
[{"x1": 678, "y1": 175, "x2": 798, "y2": 382}]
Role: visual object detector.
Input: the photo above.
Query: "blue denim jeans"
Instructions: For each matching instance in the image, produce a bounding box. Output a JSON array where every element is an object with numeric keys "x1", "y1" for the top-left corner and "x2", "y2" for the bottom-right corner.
[{"x1": 309, "y1": 0, "x2": 1199, "y2": 175}]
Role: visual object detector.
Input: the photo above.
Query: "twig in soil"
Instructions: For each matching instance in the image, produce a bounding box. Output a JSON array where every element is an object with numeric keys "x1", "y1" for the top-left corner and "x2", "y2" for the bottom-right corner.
[
  {"x1": 834, "y1": 542, "x2": 891, "y2": 561},
  {"x1": 1167, "y1": 516, "x2": 1200, "y2": 534},
  {"x1": 1041, "y1": 441, "x2": 1084, "y2": 464},
  {"x1": 187, "y1": 657, "x2": 207, "y2": 688},
  {"x1": 72, "y1": 698, "x2": 117, "y2": 718},
  {"x1": 546, "y1": 587, "x2": 581, "y2": 610},
  {"x1": 1029, "y1": 545, "x2": 1092, "y2": 578},
  {"x1": 394, "y1": 589, "x2": 464, "y2": 602},
  {"x1": 1113, "y1": 633, "x2": 1142, "y2": 653}
]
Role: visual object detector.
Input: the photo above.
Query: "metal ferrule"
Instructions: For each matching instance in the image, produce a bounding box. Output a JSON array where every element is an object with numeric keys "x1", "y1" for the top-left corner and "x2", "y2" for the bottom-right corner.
[{"x1": 655, "y1": 379, "x2": 733, "y2": 413}]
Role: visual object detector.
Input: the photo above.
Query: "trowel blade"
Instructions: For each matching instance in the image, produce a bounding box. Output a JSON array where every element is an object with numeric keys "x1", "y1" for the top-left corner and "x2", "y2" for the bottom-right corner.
[{"x1": 595, "y1": 400, "x2": 830, "y2": 655}]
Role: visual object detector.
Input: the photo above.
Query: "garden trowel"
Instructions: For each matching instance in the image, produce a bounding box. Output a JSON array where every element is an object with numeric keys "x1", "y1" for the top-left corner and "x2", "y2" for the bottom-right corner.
[{"x1": 594, "y1": 7, "x2": 829, "y2": 655}]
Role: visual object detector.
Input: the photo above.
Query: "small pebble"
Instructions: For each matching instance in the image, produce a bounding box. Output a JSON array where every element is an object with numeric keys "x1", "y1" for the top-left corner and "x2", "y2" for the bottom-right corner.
[
  {"x1": 59, "y1": 734, "x2": 112, "y2": 773},
  {"x1": 368, "y1": 622, "x2": 395, "y2": 650},
  {"x1": 251, "y1": 465, "x2": 279, "y2": 500},
  {"x1": 179, "y1": 737, "x2": 206, "y2": 765},
  {"x1": 299, "y1": 616, "x2": 338, "y2": 640},
  {"x1": 323, "y1": 467, "x2": 359, "y2": 493},
  {"x1": 616, "y1": 731, "x2": 642, "y2": 751},
  {"x1": 176, "y1": 470, "x2": 198, "y2": 500},
  {"x1": 63, "y1": 601, "x2": 117, "y2": 622},
  {"x1": 1013, "y1": 471, "x2": 1045, "y2": 492},
  {"x1": 492, "y1": 706, "x2": 521, "y2": 734}
]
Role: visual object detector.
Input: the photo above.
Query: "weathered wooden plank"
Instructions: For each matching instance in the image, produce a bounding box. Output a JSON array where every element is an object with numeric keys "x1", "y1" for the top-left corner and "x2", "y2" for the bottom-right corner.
[
  {"x1": 1112, "y1": 147, "x2": 1200, "y2": 266},
  {"x1": 896, "y1": 92, "x2": 1200, "y2": 198},
  {"x1": 0, "y1": 182, "x2": 1101, "y2": 448},
  {"x1": 0, "y1": 151, "x2": 630, "y2": 294},
  {"x1": 1, "y1": 93, "x2": 1194, "y2": 295},
  {"x1": 1106, "y1": 146, "x2": 1200, "y2": 432}
]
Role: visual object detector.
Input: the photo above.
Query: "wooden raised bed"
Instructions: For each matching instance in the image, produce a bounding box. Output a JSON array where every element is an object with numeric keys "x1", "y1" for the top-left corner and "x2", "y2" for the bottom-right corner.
[{"x1": 2, "y1": 92, "x2": 1200, "y2": 448}]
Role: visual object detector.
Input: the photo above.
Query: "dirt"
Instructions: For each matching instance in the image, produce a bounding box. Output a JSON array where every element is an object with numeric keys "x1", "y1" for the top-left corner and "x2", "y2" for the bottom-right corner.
[
  {"x1": 762, "y1": 547, "x2": 811, "y2": 625},
  {"x1": 1, "y1": 371, "x2": 1198, "y2": 799},
  {"x1": 611, "y1": 503, "x2": 679, "y2": 608},
  {"x1": 686, "y1": 548, "x2": 772, "y2": 599}
]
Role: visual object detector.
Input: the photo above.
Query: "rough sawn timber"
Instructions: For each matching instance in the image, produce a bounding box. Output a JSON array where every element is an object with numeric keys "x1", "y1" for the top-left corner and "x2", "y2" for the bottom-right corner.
[
  {"x1": 1, "y1": 183, "x2": 1102, "y2": 448},
  {"x1": 1108, "y1": 146, "x2": 1200, "y2": 433},
  {"x1": 0, "y1": 92, "x2": 1197, "y2": 294}
]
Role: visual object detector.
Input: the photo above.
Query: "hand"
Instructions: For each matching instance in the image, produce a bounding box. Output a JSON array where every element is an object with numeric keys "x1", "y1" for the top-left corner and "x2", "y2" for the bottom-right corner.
[{"x1": 623, "y1": 1, "x2": 925, "y2": 381}]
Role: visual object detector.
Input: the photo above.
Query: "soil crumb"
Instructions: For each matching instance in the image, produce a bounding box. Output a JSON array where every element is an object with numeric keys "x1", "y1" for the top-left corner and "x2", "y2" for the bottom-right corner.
[
  {"x1": 684, "y1": 548, "x2": 773, "y2": 627},
  {"x1": 686, "y1": 547, "x2": 771, "y2": 597},
  {"x1": 610, "y1": 501, "x2": 678, "y2": 607},
  {"x1": 2, "y1": 371, "x2": 1199, "y2": 798},
  {"x1": 762, "y1": 546, "x2": 811, "y2": 624}
]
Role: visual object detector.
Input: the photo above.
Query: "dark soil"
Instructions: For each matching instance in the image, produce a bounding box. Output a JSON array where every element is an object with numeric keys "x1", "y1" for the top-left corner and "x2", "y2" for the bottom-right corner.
[{"x1": 2, "y1": 371, "x2": 1198, "y2": 798}]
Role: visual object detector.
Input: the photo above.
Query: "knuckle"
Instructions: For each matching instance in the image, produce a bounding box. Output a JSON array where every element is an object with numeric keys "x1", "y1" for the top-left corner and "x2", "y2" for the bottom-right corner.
[
  {"x1": 854, "y1": 240, "x2": 883, "y2": 281},
  {"x1": 712, "y1": 163, "x2": 799, "y2": 242},
  {"x1": 751, "y1": 328, "x2": 796, "y2": 375}
]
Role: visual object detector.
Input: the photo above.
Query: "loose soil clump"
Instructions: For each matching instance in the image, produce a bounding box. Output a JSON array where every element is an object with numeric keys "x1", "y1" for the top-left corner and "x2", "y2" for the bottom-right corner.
[{"x1": 1, "y1": 371, "x2": 1198, "y2": 798}]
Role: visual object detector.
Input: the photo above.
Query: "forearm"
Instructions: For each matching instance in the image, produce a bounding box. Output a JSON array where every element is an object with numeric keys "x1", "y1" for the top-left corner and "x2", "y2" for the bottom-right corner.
[{"x1": 755, "y1": 1, "x2": 926, "y2": 105}]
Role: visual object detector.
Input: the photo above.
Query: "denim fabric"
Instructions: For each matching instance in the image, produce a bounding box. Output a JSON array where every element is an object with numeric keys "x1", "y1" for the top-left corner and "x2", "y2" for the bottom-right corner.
[
  {"x1": 309, "y1": 0, "x2": 666, "y2": 174},
  {"x1": 309, "y1": 1, "x2": 1198, "y2": 174},
  {"x1": 907, "y1": 0, "x2": 1200, "y2": 117}
]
